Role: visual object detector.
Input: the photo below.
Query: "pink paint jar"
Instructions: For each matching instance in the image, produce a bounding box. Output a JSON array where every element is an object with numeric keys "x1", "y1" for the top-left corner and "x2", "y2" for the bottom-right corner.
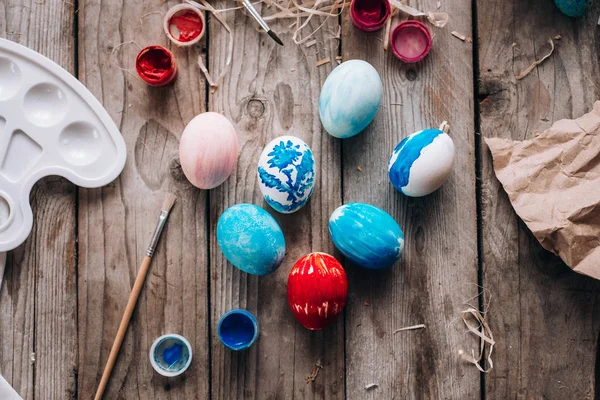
[
  {"x1": 390, "y1": 20, "x2": 432, "y2": 63},
  {"x1": 350, "y1": 0, "x2": 391, "y2": 32}
]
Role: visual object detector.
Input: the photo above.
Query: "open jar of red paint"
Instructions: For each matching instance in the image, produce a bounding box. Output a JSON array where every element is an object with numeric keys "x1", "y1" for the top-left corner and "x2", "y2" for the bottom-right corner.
[
  {"x1": 390, "y1": 20, "x2": 432, "y2": 63},
  {"x1": 350, "y1": 0, "x2": 391, "y2": 32},
  {"x1": 135, "y1": 46, "x2": 177, "y2": 87},
  {"x1": 164, "y1": 4, "x2": 206, "y2": 47}
]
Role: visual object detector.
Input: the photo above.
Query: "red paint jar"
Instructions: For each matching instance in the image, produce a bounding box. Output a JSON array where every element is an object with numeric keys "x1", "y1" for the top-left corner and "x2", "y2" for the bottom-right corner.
[
  {"x1": 350, "y1": 0, "x2": 391, "y2": 32},
  {"x1": 164, "y1": 4, "x2": 206, "y2": 47},
  {"x1": 390, "y1": 20, "x2": 432, "y2": 63},
  {"x1": 135, "y1": 45, "x2": 177, "y2": 87}
]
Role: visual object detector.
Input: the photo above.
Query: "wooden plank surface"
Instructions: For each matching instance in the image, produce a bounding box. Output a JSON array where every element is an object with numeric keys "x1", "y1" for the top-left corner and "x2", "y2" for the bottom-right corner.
[
  {"x1": 76, "y1": 0, "x2": 209, "y2": 398},
  {"x1": 341, "y1": 1, "x2": 480, "y2": 399},
  {"x1": 477, "y1": 1, "x2": 600, "y2": 399},
  {"x1": 0, "y1": 1, "x2": 77, "y2": 399},
  {"x1": 208, "y1": 4, "x2": 345, "y2": 399}
]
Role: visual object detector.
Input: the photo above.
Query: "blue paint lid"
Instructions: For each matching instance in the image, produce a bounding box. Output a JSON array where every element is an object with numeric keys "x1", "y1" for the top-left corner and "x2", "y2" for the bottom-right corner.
[
  {"x1": 218, "y1": 309, "x2": 259, "y2": 351},
  {"x1": 149, "y1": 333, "x2": 193, "y2": 377}
]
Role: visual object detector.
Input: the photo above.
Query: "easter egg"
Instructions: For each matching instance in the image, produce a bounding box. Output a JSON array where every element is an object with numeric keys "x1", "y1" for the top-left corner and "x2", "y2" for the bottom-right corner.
[
  {"x1": 179, "y1": 112, "x2": 239, "y2": 189},
  {"x1": 217, "y1": 204, "x2": 285, "y2": 275},
  {"x1": 319, "y1": 60, "x2": 382, "y2": 139},
  {"x1": 257, "y1": 136, "x2": 316, "y2": 214},
  {"x1": 287, "y1": 252, "x2": 348, "y2": 330},
  {"x1": 329, "y1": 203, "x2": 404, "y2": 269},
  {"x1": 388, "y1": 128, "x2": 455, "y2": 197},
  {"x1": 554, "y1": 0, "x2": 588, "y2": 16}
]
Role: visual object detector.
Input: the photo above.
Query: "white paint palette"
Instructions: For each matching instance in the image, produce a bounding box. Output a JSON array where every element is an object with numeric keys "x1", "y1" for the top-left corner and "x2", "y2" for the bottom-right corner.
[{"x1": 0, "y1": 39, "x2": 126, "y2": 251}]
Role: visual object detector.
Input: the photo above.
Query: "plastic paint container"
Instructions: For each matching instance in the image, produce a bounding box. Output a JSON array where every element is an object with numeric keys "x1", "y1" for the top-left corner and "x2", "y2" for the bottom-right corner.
[
  {"x1": 164, "y1": 4, "x2": 206, "y2": 46},
  {"x1": 390, "y1": 20, "x2": 432, "y2": 63},
  {"x1": 218, "y1": 309, "x2": 259, "y2": 351},
  {"x1": 350, "y1": 0, "x2": 391, "y2": 32},
  {"x1": 135, "y1": 45, "x2": 178, "y2": 87},
  {"x1": 149, "y1": 334, "x2": 192, "y2": 377}
]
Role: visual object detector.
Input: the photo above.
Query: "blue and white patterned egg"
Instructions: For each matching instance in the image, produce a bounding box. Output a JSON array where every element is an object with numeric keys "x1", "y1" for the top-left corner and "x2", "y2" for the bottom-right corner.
[
  {"x1": 319, "y1": 60, "x2": 382, "y2": 139},
  {"x1": 257, "y1": 136, "x2": 316, "y2": 214},
  {"x1": 554, "y1": 0, "x2": 588, "y2": 16},
  {"x1": 217, "y1": 204, "x2": 286, "y2": 276},
  {"x1": 388, "y1": 128, "x2": 455, "y2": 197},
  {"x1": 329, "y1": 203, "x2": 404, "y2": 270}
]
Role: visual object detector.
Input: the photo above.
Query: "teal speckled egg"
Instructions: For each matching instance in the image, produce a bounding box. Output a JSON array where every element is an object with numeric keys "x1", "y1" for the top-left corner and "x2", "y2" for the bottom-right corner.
[
  {"x1": 554, "y1": 0, "x2": 588, "y2": 16},
  {"x1": 319, "y1": 60, "x2": 382, "y2": 139},
  {"x1": 217, "y1": 204, "x2": 286, "y2": 275}
]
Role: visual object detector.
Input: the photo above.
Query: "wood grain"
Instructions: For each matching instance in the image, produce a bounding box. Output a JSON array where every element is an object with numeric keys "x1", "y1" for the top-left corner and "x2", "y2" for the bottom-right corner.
[
  {"x1": 0, "y1": 1, "x2": 77, "y2": 398},
  {"x1": 76, "y1": 0, "x2": 209, "y2": 397},
  {"x1": 477, "y1": 0, "x2": 600, "y2": 398},
  {"x1": 208, "y1": 4, "x2": 344, "y2": 399},
  {"x1": 341, "y1": 1, "x2": 480, "y2": 398}
]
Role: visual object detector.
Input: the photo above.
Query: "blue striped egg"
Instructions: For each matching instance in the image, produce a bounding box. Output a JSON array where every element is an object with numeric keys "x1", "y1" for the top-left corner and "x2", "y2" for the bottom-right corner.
[
  {"x1": 257, "y1": 136, "x2": 316, "y2": 214},
  {"x1": 554, "y1": 0, "x2": 588, "y2": 16},
  {"x1": 329, "y1": 203, "x2": 404, "y2": 269},
  {"x1": 388, "y1": 128, "x2": 455, "y2": 197},
  {"x1": 217, "y1": 204, "x2": 286, "y2": 275},
  {"x1": 319, "y1": 60, "x2": 382, "y2": 139}
]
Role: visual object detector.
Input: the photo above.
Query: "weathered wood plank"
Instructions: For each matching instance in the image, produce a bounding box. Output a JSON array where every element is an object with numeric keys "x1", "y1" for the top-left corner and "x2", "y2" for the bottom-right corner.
[
  {"x1": 341, "y1": 1, "x2": 480, "y2": 398},
  {"x1": 0, "y1": 1, "x2": 77, "y2": 398},
  {"x1": 477, "y1": 1, "x2": 600, "y2": 398},
  {"x1": 77, "y1": 0, "x2": 209, "y2": 397},
  {"x1": 208, "y1": 5, "x2": 344, "y2": 399}
]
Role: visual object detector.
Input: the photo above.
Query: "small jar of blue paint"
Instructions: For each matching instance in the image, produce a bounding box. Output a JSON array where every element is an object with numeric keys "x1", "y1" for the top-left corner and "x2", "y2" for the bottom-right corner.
[
  {"x1": 218, "y1": 309, "x2": 259, "y2": 351},
  {"x1": 149, "y1": 334, "x2": 192, "y2": 377}
]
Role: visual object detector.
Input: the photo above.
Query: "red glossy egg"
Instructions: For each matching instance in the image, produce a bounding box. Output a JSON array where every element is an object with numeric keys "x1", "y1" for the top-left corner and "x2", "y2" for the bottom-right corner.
[{"x1": 287, "y1": 252, "x2": 348, "y2": 330}]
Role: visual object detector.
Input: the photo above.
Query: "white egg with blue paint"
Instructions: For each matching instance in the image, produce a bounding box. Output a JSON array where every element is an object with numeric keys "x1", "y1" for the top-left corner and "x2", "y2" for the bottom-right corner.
[
  {"x1": 329, "y1": 203, "x2": 404, "y2": 270},
  {"x1": 217, "y1": 204, "x2": 286, "y2": 276},
  {"x1": 388, "y1": 128, "x2": 455, "y2": 197},
  {"x1": 319, "y1": 60, "x2": 382, "y2": 139},
  {"x1": 257, "y1": 136, "x2": 316, "y2": 214}
]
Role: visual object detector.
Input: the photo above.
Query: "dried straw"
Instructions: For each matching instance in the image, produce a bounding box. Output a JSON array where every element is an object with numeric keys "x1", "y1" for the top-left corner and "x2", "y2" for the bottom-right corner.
[{"x1": 516, "y1": 38, "x2": 555, "y2": 80}]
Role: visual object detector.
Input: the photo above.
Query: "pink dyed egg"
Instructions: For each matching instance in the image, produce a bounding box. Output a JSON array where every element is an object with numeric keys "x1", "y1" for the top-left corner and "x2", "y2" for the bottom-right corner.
[{"x1": 179, "y1": 112, "x2": 239, "y2": 189}]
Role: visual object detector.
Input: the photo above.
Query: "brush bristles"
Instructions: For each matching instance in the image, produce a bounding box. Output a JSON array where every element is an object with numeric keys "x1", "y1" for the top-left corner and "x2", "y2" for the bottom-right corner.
[{"x1": 162, "y1": 193, "x2": 177, "y2": 213}]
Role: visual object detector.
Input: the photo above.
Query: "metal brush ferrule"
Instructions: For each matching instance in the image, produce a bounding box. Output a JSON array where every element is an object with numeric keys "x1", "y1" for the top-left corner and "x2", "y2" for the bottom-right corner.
[
  {"x1": 147, "y1": 211, "x2": 169, "y2": 257},
  {"x1": 243, "y1": 0, "x2": 270, "y2": 32}
]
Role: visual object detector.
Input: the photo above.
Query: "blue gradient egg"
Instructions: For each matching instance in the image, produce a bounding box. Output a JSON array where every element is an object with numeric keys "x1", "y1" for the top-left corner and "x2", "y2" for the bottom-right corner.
[
  {"x1": 554, "y1": 0, "x2": 588, "y2": 16},
  {"x1": 319, "y1": 60, "x2": 382, "y2": 139},
  {"x1": 388, "y1": 128, "x2": 455, "y2": 197},
  {"x1": 217, "y1": 204, "x2": 286, "y2": 275},
  {"x1": 329, "y1": 203, "x2": 404, "y2": 269}
]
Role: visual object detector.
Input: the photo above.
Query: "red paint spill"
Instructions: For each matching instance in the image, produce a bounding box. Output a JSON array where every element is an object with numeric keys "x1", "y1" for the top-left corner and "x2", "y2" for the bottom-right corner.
[
  {"x1": 168, "y1": 10, "x2": 204, "y2": 43},
  {"x1": 136, "y1": 46, "x2": 177, "y2": 86},
  {"x1": 391, "y1": 21, "x2": 432, "y2": 63},
  {"x1": 351, "y1": 0, "x2": 390, "y2": 32}
]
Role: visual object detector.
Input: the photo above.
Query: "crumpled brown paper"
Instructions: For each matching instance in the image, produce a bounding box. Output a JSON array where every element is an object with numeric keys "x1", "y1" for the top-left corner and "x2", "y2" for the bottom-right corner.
[{"x1": 486, "y1": 101, "x2": 600, "y2": 280}]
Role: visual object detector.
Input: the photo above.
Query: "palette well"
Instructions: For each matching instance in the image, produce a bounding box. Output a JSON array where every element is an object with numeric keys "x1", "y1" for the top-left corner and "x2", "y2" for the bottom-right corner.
[
  {"x1": 390, "y1": 20, "x2": 432, "y2": 63},
  {"x1": 164, "y1": 4, "x2": 206, "y2": 47},
  {"x1": 0, "y1": 38, "x2": 126, "y2": 252},
  {"x1": 218, "y1": 309, "x2": 259, "y2": 351},
  {"x1": 149, "y1": 334, "x2": 192, "y2": 377}
]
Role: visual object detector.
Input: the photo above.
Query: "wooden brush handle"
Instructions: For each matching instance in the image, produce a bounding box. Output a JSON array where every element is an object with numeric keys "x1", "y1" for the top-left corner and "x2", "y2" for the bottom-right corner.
[{"x1": 94, "y1": 255, "x2": 152, "y2": 400}]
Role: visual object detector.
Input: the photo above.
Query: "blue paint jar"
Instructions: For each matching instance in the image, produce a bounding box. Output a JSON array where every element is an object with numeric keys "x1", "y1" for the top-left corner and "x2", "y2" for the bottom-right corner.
[
  {"x1": 149, "y1": 334, "x2": 192, "y2": 377},
  {"x1": 218, "y1": 309, "x2": 259, "y2": 351}
]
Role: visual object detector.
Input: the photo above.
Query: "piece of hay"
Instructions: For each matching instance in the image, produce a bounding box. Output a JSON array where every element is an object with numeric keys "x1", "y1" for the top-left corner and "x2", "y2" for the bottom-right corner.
[
  {"x1": 357, "y1": 166, "x2": 363, "y2": 172},
  {"x1": 516, "y1": 38, "x2": 555, "y2": 80},
  {"x1": 316, "y1": 57, "x2": 331, "y2": 66},
  {"x1": 306, "y1": 360, "x2": 323, "y2": 383},
  {"x1": 458, "y1": 307, "x2": 495, "y2": 373},
  {"x1": 305, "y1": 39, "x2": 317, "y2": 48},
  {"x1": 393, "y1": 324, "x2": 426, "y2": 333},
  {"x1": 388, "y1": 0, "x2": 449, "y2": 28},
  {"x1": 451, "y1": 31, "x2": 467, "y2": 41},
  {"x1": 365, "y1": 383, "x2": 378, "y2": 390}
]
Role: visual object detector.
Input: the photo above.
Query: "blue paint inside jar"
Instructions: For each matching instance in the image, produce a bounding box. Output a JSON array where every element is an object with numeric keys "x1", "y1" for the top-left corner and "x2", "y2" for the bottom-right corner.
[
  {"x1": 154, "y1": 337, "x2": 191, "y2": 373},
  {"x1": 218, "y1": 309, "x2": 259, "y2": 351}
]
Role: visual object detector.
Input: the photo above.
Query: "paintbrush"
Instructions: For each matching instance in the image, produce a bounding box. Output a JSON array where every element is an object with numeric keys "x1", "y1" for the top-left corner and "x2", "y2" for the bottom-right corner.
[
  {"x1": 241, "y1": 0, "x2": 283, "y2": 46},
  {"x1": 94, "y1": 193, "x2": 177, "y2": 400}
]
